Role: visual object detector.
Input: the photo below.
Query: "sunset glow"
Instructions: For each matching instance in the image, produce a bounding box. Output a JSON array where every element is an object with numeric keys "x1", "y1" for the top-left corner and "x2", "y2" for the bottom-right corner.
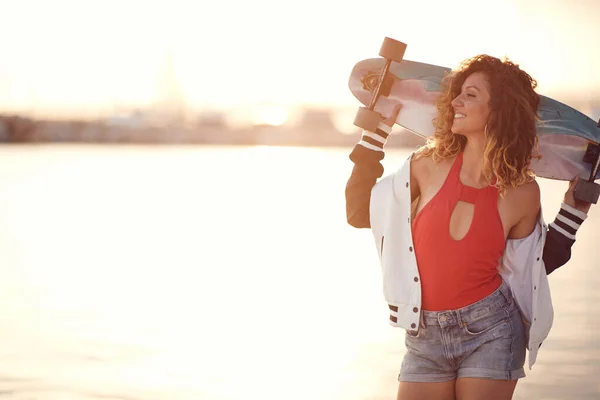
[{"x1": 0, "y1": 0, "x2": 598, "y2": 121}]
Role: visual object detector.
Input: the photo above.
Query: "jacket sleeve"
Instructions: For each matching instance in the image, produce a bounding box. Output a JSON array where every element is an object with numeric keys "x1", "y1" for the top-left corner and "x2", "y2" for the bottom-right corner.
[
  {"x1": 544, "y1": 202, "x2": 588, "y2": 275},
  {"x1": 345, "y1": 123, "x2": 392, "y2": 229}
]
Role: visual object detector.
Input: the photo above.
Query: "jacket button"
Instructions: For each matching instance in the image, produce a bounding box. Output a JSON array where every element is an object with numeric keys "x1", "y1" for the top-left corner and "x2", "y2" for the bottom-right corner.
[
  {"x1": 406, "y1": 182, "x2": 409, "y2": 188},
  {"x1": 409, "y1": 246, "x2": 413, "y2": 252},
  {"x1": 536, "y1": 257, "x2": 540, "y2": 261},
  {"x1": 534, "y1": 286, "x2": 537, "y2": 290},
  {"x1": 414, "y1": 277, "x2": 419, "y2": 282},
  {"x1": 411, "y1": 323, "x2": 416, "y2": 329},
  {"x1": 413, "y1": 307, "x2": 418, "y2": 313}
]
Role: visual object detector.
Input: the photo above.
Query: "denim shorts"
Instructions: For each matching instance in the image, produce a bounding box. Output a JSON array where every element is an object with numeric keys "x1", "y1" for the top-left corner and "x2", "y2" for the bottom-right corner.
[{"x1": 399, "y1": 280, "x2": 526, "y2": 382}]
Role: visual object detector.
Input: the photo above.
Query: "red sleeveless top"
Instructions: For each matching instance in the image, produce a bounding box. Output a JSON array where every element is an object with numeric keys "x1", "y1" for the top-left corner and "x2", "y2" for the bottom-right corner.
[{"x1": 412, "y1": 152, "x2": 505, "y2": 311}]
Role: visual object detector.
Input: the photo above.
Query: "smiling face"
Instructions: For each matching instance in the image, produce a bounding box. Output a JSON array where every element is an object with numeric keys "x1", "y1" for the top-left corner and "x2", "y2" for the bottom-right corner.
[
  {"x1": 451, "y1": 71, "x2": 491, "y2": 136},
  {"x1": 426, "y1": 54, "x2": 541, "y2": 196}
]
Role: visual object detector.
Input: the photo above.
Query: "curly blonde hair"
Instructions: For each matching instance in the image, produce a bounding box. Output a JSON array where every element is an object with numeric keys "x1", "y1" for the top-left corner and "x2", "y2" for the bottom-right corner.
[{"x1": 418, "y1": 55, "x2": 541, "y2": 195}]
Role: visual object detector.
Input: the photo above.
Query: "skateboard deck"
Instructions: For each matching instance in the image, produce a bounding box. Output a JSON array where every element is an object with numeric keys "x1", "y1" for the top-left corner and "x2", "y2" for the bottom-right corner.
[{"x1": 349, "y1": 57, "x2": 600, "y2": 181}]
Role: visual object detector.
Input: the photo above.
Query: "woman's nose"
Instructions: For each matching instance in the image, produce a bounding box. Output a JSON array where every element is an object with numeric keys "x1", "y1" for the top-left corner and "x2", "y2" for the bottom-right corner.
[{"x1": 451, "y1": 94, "x2": 463, "y2": 108}]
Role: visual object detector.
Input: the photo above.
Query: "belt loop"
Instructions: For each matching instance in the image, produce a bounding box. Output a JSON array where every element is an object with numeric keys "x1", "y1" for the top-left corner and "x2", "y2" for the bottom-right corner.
[{"x1": 457, "y1": 311, "x2": 465, "y2": 327}]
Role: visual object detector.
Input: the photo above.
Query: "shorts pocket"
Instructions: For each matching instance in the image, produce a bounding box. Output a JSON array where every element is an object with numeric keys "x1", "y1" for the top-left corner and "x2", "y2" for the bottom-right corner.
[
  {"x1": 464, "y1": 316, "x2": 509, "y2": 336},
  {"x1": 406, "y1": 327, "x2": 422, "y2": 339}
]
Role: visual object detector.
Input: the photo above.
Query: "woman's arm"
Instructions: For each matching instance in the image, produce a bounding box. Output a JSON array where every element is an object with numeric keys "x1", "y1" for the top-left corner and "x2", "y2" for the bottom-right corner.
[
  {"x1": 544, "y1": 178, "x2": 592, "y2": 275},
  {"x1": 345, "y1": 107, "x2": 401, "y2": 228},
  {"x1": 345, "y1": 123, "x2": 392, "y2": 228}
]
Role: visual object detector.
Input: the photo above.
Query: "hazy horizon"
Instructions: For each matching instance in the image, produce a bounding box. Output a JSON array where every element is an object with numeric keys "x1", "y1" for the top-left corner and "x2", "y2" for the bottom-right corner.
[{"x1": 1, "y1": 0, "x2": 599, "y2": 124}]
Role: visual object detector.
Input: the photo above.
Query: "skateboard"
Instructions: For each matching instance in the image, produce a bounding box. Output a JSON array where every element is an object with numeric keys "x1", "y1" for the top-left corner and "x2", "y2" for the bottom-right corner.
[{"x1": 349, "y1": 37, "x2": 600, "y2": 204}]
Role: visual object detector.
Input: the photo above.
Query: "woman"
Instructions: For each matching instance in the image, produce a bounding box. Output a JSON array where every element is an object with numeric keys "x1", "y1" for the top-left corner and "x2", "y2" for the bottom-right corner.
[{"x1": 345, "y1": 55, "x2": 592, "y2": 400}]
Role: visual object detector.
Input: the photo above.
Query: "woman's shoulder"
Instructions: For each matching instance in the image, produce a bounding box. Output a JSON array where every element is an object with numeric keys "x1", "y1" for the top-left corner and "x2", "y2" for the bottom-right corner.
[
  {"x1": 411, "y1": 146, "x2": 457, "y2": 173},
  {"x1": 510, "y1": 177, "x2": 540, "y2": 196},
  {"x1": 410, "y1": 145, "x2": 434, "y2": 168},
  {"x1": 409, "y1": 146, "x2": 433, "y2": 179},
  {"x1": 506, "y1": 177, "x2": 541, "y2": 213},
  {"x1": 409, "y1": 147, "x2": 457, "y2": 198}
]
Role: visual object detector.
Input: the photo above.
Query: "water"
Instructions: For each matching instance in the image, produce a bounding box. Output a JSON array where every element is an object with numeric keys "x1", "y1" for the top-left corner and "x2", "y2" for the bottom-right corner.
[{"x1": 0, "y1": 144, "x2": 598, "y2": 399}]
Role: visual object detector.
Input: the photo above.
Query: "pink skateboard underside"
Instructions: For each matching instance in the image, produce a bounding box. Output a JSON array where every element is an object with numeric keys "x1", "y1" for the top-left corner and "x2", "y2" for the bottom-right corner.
[{"x1": 349, "y1": 63, "x2": 598, "y2": 182}]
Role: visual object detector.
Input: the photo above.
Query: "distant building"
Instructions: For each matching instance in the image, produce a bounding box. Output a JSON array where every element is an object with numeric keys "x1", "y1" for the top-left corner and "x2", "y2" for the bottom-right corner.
[
  {"x1": 197, "y1": 111, "x2": 227, "y2": 129},
  {"x1": 0, "y1": 119, "x2": 8, "y2": 142},
  {"x1": 296, "y1": 108, "x2": 337, "y2": 130}
]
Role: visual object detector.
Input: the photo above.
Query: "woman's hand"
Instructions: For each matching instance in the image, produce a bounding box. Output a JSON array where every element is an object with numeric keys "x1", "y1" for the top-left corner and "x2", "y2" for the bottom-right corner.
[
  {"x1": 564, "y1": 177, "x2": 593, "y2": 214},
  {"x1": 381, "y1": 105, "x2": 402, "y2": 128}
]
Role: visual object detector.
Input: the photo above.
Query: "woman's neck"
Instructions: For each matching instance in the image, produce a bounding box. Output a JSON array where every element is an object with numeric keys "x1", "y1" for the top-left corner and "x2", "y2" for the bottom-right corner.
[{"x1": 461, "y1": 137, "x2": 489, "y2": 187}]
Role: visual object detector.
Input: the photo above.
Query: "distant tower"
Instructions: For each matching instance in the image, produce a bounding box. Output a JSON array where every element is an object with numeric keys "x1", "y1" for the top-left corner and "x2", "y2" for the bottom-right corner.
[{"x1": 158, "y1": 47, "x2": 187, "y2": 126}]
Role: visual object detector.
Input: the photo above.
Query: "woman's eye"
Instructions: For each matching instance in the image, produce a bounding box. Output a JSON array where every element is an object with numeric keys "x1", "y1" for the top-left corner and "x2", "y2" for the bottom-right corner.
[{"x1": 466, "y1": 94, "x2": 476, "y2": 98}]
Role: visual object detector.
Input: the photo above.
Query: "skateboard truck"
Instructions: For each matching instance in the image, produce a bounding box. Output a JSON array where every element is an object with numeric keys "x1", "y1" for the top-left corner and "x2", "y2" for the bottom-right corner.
[
  {"x1": 353, "y1": 37, "x2": 407, "y2": 132},
  {"x1": 573, "y1": 118, "x2": 600, "y2": 204}
]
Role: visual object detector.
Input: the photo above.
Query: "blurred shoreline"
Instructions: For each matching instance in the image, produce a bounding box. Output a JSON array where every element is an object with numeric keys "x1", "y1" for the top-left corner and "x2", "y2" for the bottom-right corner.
[
  {"x1": 0, "y1": 98, "x2": 597, "y2": 149},
  {"x1": 0, "y1": 108, "x2": 425, "y2": 148}
]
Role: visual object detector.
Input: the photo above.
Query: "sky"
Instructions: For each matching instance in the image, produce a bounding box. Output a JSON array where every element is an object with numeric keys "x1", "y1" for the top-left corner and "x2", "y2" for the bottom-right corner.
[{"x1": 0, "y1": 0, "x2": 599, "y2": 122}]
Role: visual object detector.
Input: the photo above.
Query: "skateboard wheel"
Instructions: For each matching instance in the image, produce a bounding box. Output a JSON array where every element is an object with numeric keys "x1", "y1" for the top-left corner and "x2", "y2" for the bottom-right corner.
[
  {"x1": 354, "y1": 106, "x2": 382, "y2": 132},
  {"x1": 379, "y1": 37, "x2": 407, "y2": 63}
]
